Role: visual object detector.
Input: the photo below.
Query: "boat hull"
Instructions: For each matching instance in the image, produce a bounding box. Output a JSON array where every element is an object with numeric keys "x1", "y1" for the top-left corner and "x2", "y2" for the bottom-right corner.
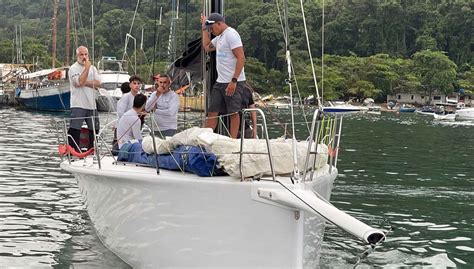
[
  {"x1": 16, "y1": 85, "x2": 70, "y2": 111},
  {"x1": 399, "y1": 107, "x2": 416, "y2": 112},
  {"x1": 62, "y1": 157, "x2": 337, "y2": 268},
  {"x1": 323, "y1": 107, "x2": 361, "y2": 113},
  {"x1": 456, "y1": 108, "x2": 474, "y2": 121}
]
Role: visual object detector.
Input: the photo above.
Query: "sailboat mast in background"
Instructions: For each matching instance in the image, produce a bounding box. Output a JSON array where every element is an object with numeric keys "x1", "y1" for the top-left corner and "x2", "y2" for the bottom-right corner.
[
  {"x1": 66, "y1": 0, "x2": 71, "y2": 66},
  {"x1": 51, "y1": 0, "x2": 58, "y2": 68}
]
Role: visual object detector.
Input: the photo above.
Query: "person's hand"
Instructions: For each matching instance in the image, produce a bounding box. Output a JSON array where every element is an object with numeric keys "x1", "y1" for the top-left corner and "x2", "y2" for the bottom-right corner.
[
  {"x1": 225, "y1": 82, "x2": 237, "y2": 96},
  {"x1": 83, "y1": 57, "x2": 91, "y2": 68},
  {"x1": 200, "y1": 14, "x2": 207, "y2": 29},
  {"x1": 157, "y1": 85, "x2": 165, "y2": 95}
]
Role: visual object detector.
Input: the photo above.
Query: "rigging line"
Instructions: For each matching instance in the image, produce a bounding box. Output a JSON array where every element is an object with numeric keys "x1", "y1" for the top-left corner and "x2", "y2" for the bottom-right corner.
[
  {"x1": 71, "y1": 0, "x2": 78, "y2": 49},
  {"x1": 33, "y1": 0, "x2": 50, "y2": 39},
  {"x1": 277, "y1": 0, "x2": 310, "y2": 136},
  {"x1": 122, "y1": 0, "x2": 141, "y2": 62},
  {"x1": 275, "y1": 1, "x2": 311, "y2": 136},
  {"x1": 289, "y1": 63, "x2": 311, "y2": 135},
  {"x1": 299, "y1": 0, "x2": 322, "y2": 108},
  {"x1": 91, "y1": 0, "x2": 95, "y2": 64},
  {"x1": 152, "y1": 0, "x2": 158, "y2": 80},
  {"x1": 74, "y1": 0, "x2": 89, "y2": 47},
  {"x1": 148, "y1": 6, "x2": 162, "y2": 80},
  {"x1": 321, "y1": 0, "x2": 325, "y2": 104},
  {"x1": 275, "y1": 0, "x2": 287, "y2": 47},
  {"x1": 129, "y1": 0, "x2": 141, "y2": 38},
  {"x1": 283, "y1": 0, "x2": 300, "y2": 181}
]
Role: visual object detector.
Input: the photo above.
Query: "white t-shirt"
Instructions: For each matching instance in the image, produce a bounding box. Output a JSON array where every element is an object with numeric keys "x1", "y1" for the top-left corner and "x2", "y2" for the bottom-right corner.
[
  {"x1": 116, "y1": 92, "x2": 135, "y2": 120},
  {"x1": 146, "y1": 90, "x2": 180, "y2": 130},
  {"x1": 69, "y1": 61, "x2": 101, "y2": 110},
  {"x1": 117, "y1": 109, "x2": 142, "y2": 149},
  {"x1": 211, "y1": 27, "x2": 246, "y2": 83}
]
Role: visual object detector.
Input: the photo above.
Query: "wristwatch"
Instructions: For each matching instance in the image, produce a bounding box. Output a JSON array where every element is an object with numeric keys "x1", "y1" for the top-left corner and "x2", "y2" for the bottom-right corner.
[{"x1": 231, "y1": 77, "x2": 238, "y2": 83}]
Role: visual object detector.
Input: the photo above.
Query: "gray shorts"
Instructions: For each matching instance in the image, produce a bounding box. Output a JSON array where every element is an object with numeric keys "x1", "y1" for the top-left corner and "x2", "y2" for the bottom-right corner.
[
  {"x1": 69, "y1": 107, "x2": 100, "y2": 133},
  {"x1": 208, "y1": 82, "x2": 245, "y2": 114}
]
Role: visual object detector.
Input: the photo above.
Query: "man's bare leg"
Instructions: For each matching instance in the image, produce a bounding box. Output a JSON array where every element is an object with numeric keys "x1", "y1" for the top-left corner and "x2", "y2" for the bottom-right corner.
[
  {"x1": 205, "y1": 112, "x2": 219, "y2": 130},
  {"x1": 229, "y1": 113, "x2": 240, "y2": 139}
]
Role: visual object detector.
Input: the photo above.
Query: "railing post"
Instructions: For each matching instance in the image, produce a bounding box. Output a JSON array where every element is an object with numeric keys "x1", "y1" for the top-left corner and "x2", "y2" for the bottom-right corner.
[
  {"x1": 239, "y1": 112, "x2": 246, "y2": 181},
  {"x1": 150, "y1": 112, "x2": 160, "y2": 175},
  {"x1": 91, "y1": 115, "x2": 101, "y2": 169},
  {"x1": 63, "y1": 119, "x2": 71, "y2": 164},
  {"x1": 303, "y1": 109, "x2": 320, "y2": 181},
  {"x1": 240, "y1": 108, "x2": 276, "y2": 181},
  {"x1": 334, "y1": 115, "x2": 343, "y2": 168}
]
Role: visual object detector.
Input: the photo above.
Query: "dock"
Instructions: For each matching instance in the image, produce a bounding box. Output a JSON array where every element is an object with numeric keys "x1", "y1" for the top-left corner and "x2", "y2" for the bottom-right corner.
[{"x1": 0, "y1": 86, "x2": 18, "y2": 106}]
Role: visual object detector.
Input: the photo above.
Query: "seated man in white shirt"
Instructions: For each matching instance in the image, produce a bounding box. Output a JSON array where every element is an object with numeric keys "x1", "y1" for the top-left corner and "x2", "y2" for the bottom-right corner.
[
  {"x1": 117, "y1": 94, "x2": 147, "y2": 149},
  {"x1": 145, "y1": 74, "x2": 180, "y2": 138}
]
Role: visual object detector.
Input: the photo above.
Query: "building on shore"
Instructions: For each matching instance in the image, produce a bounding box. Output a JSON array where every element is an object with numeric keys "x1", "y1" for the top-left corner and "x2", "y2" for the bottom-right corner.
[{"x1": 387, "y1": 92, "x2": 473, "y2": 107}]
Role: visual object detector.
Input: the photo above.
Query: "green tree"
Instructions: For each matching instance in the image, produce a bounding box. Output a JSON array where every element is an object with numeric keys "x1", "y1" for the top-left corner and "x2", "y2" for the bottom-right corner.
[
  {"x1": 0, "y1": 40, "x2": 14, "y2": 63},
  {"x1": 413, "y1": 50, "x2": 457, "y2": 102}
]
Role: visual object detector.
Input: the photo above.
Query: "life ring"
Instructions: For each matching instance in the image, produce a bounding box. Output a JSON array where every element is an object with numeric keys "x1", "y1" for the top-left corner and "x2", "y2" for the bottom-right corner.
[{"x1": 58, "y1": 144, "x2": 94, "y2": 158}]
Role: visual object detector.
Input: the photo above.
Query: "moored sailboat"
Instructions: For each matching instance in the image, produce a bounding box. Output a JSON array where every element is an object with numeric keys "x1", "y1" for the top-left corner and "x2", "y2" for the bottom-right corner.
[
  {"x1": 95, "y1": 56, "x2": 130, "y2": 112},
  {"x1": 16, "y1": 0, "x2": 72, "y2": 112},
  {"x1": 56, "y1": 0, "x2": 387, "y2": 267},
  {"x1": 16, "y1": 68, "x2": 70, "y2": 111}
]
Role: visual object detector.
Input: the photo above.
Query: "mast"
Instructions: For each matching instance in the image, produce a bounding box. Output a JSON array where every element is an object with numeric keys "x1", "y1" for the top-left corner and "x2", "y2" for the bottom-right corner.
[
  {"x1": 66, "y1": 0, "x2": 71, "y2": 66},
  {"x1": 203, "y1": 0, "x2": 223, "y2": 113},
  {"x1": 168, "y1": 0, "x2": 179, "y2": 63},
  {"x1": 15, "y1": 25, "x2": 18, "y2": 64},
  {"x1": 52, "y1": 0, "x2": 58, "y2": 68},
  {"x1": 91, "y1": 0, "x2": 95, "y2": 64},
  {"x1": 19, "y1": 25, "x2": 23, "y2": 64}
]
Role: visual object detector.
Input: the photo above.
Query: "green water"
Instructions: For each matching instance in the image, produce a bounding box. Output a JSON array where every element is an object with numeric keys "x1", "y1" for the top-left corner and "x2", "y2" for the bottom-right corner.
[
  {"x1": 0, "y1": 108, "x2": 472, "y2": 267},
  {"x1": 316, "y1": 112, "x2": 473, "y2": 267}
]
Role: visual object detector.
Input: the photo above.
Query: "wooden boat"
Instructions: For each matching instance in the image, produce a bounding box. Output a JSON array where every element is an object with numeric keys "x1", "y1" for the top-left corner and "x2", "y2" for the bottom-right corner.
[{"x1": 15, "y1": 68, "x2": 70, "y2": 111}]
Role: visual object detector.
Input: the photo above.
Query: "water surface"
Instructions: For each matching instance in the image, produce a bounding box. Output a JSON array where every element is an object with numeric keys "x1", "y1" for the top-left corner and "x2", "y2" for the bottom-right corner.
[{"x1": 0, "y1": 108, "x2": 472, "y2": 267}]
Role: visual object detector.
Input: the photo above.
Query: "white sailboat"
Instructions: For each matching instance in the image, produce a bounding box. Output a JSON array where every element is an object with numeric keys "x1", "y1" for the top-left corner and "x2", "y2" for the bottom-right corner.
[
  {"x1": 57, "y1": 109, "x2": 385, "y2": 268},
  {"x1": 56, "y1": 1, "x2": 386, "y2": 267},
  {"x1": 95, "y1": 57, "x2": 130, "y2": 112}
]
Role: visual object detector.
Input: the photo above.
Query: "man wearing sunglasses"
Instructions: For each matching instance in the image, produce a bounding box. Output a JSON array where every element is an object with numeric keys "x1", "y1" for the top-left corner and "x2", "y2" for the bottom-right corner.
[{"x1": 201, "y1": 12, "x2": 246, "y2": 139}]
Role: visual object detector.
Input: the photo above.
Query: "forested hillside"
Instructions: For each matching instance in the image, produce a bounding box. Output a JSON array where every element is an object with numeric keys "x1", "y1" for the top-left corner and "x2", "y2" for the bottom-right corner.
[{"x1": 0, "y1": 0, "x2": 472, "y2": 101}]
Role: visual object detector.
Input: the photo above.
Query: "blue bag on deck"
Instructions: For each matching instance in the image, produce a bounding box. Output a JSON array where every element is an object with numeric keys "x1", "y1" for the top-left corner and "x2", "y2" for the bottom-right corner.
[
  {"x1": 117, "y1": 142, "x2": 225, "y2": 177},
  {"x1": 117, "y1": 141, "x2": 148, "y2": 164},
  {"x1": 148, "y1": 145, "x2": 225, "y2": 177}
]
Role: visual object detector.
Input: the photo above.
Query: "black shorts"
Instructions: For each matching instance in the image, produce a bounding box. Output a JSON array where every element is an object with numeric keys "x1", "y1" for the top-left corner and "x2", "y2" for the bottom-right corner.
[
  {"x1": 69, "y1": 107, "x2": 100, "y2": 132},
  {"x1": 208, "y1": 82, "x2": 245, "y2": 114}
]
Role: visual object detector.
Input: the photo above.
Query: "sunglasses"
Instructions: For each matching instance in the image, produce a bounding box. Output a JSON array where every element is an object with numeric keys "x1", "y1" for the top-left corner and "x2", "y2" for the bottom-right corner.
[{"x1": 205, "y1": 20, "x2": 216, "y2": 25}]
